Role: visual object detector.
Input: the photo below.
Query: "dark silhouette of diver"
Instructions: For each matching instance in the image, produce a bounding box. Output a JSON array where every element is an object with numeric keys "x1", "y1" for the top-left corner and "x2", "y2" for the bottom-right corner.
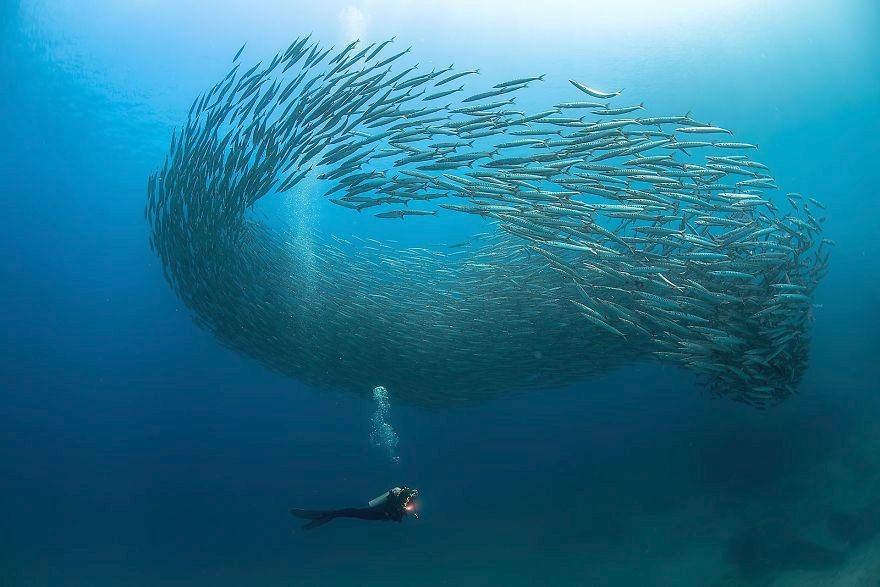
[{"x1": 290, "y1": 486, "x2": 419, "y2": 530}]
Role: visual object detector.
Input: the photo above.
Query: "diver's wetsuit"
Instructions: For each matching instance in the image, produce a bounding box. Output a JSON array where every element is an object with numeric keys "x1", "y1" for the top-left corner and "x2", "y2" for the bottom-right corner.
[
  {"x1": 291, "y1": 487, "x2": 416, "y2": 529},
  {"x1": 324, "y1": 505, "x2": 404, "y2": 522}
]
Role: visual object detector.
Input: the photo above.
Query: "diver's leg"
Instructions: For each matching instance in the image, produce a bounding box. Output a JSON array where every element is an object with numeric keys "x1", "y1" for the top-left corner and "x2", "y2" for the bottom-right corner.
[
  {"x1": 331, "y1": 507, "x2": 387, "y2": 521},
  {"x1": 291, "y1": 506, "x2": 385, "y2": 529}
]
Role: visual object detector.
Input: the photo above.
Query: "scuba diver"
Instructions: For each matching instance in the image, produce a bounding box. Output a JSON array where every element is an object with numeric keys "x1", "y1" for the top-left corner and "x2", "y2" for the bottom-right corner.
[{"x1": 290, "y1": 486, "x2": 419, "y2": 530}]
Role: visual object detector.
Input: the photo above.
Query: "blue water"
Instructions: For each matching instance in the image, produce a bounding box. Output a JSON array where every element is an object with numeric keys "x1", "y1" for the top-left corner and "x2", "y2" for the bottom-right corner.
[{"x1": 2, "y1": 1, "x2": 879, "y2": 585}]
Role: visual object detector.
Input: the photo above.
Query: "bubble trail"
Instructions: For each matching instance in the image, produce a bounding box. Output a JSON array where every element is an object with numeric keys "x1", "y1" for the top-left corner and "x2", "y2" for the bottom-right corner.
[{"x1": 371, "y1": 386, "x2": 400, "y2": 464}]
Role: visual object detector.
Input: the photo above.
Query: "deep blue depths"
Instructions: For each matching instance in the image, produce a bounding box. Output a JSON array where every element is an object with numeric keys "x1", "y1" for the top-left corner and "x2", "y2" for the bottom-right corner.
[{"x1": 1, "y1": 2, "x2": 879, "y2": 585}]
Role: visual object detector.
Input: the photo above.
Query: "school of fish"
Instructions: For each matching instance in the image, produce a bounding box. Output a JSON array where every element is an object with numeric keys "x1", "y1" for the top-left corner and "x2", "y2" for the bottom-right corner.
[{"x1": 145, "y1": 35, "x2": 830, "y2": 408}]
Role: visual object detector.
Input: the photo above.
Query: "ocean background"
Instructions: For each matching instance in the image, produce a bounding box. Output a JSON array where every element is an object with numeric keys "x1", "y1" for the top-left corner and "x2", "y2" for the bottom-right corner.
[{"x1": 2, "y1": 1, "x2": 879, "y2": 585}]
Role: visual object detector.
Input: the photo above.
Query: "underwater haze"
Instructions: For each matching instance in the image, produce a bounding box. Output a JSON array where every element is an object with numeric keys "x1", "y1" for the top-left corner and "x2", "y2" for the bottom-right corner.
[{"x1": 2, "y1": 1, "x2": 880, "y2": 585}]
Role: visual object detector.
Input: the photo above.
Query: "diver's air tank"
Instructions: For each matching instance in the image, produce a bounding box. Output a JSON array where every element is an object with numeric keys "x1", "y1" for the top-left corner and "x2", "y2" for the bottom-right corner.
[{"x1": 368, "y1": 487, "x2": 400, "y2": 508}]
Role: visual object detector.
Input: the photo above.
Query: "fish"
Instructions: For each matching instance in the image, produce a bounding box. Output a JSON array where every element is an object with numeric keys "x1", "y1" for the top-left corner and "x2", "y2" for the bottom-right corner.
[
  {"x1": 434, "y1": 69, "x2": 479, "y2": 86},
  {"x1": 595, "y1": 103, "x2": 644, "y2": 116},
  {"x1": 375, "y1": 209, "x2": 438, "y2": 219},
  {"x1": 366, "y1": 37, "x2": 396, "y2": 62},
  {"x1": 233, "y1": 42, "x2": 247, "y2": 62},
  {"x1": 676, "y1": 126, "x2": 734, "y2": 134},
  {"x1": 423, "y1": 85, "x2": 463, "y2": 101},
  {"x1": 556, "y1": 101, "x2": 608, "y2": 109},
  {"x1": 462, "y1": 86, "x2": 526, "y2": 103},
  {"x1": 375, "y1": 47, "x2": 411, "y2": 69},
  {"x1": 569, "y1": 80, "x2": 622, "y2": 99},
  {"x1": 494, "y1": 75, "x2": 544, "y2": 88},
  {"x1": 714, "y1": 142, "x2": 757, "y2": 149}
]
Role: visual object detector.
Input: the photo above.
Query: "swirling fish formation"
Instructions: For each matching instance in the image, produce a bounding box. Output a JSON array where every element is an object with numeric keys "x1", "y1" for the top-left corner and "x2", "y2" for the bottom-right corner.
[{"x1": 146, "y1": 35, "x2": 830, "y2": 408}]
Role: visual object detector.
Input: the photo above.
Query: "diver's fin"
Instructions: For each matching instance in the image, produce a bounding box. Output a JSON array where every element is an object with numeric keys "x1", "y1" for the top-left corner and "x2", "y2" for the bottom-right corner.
[{"x1": 290, "y1": 508, "x2": 335, "y2": 530}]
